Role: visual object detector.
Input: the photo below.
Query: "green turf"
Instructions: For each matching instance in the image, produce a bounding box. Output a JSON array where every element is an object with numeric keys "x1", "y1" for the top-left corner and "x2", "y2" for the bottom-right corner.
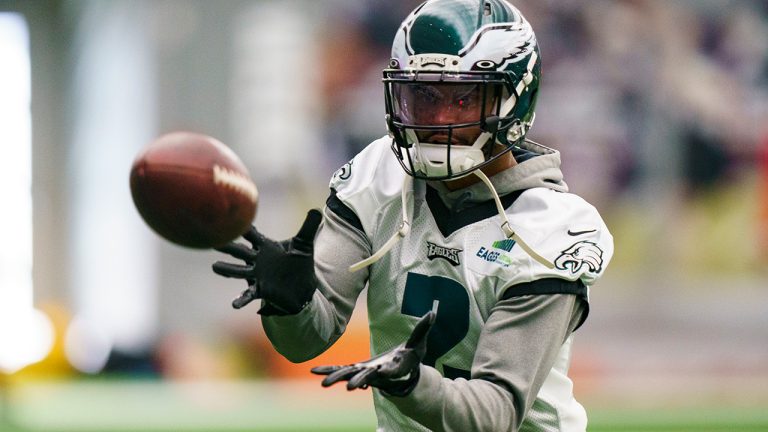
[
  {"x1": 2, "y1": 380, "x2": 767, "y2": 431},
  {"x1": 2, "y1": 420, "x2": 768, "y2": 431},
  {"x1": 3, "y1": 409, "x2": 768, "y2": 431},
  {"x1": 2, "y1": 415, "x2": 768, "y2": 432}
]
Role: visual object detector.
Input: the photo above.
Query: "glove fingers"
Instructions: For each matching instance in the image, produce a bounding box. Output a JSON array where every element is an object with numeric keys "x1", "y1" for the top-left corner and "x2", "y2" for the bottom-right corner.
[
  {"x1": 347, "y1": 367, "x2": 378, "y2": 390},
  {"x1": 242, "y1": 226, "x2": 267, "y2": 248},
  {"x1": 215, "y1": 242, "x2": 257, "y2": 261},
  {"x1": 292, "y1": 209, "x2": 322, "y2": 254},
  {"x1": 405, "y1": 311, "x2": 436, "y2": 349},
  {"x1": 212, "y1": 261, "x2": 255, "y2": 279},
  {"x1": 310, "y1": 365, "x2": 341, "y2": 376},
  {"x1": 232, "y1": 285, "x2": 260, "y2": 309},
  {"x1": 320, "y1": 366, "x2": 360, "y2": 387}
]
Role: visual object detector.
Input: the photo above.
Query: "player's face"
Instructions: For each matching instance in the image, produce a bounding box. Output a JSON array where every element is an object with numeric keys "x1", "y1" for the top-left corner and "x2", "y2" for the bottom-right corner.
[{"x1": 391, "y1": 83, "x2": 500, "y2": 146}]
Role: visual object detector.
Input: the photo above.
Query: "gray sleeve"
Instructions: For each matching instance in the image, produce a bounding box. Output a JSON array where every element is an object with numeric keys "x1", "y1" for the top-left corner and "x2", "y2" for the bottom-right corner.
[
  {"x1": 387, "y1": 294, "x2": 586, "y2": 432},
  {"x1": 260, "y1": 206, "x2": 371, "y2": 363}
]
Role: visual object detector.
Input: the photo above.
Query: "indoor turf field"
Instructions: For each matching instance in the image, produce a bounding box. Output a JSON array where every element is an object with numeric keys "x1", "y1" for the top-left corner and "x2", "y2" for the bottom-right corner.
[{"x1": 2, "y1": 379, "x2": 766, "y2": 432}]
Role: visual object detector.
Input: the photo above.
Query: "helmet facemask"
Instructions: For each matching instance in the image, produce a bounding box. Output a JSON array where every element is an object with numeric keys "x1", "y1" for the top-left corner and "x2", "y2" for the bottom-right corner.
[
  {"x1": 385, "y1": 66, "x2": 498, "y2": 180},
  {"x1": 384, "y1": 59, "x2": 533, "y2": 181}
]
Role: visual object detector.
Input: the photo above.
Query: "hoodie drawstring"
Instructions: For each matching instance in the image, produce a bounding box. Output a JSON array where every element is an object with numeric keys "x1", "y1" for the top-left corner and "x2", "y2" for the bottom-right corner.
[
  {"x1": 472, "y1": 170, "x2": 554, "y2": 269},
  {"x1": 348, "y1": 176, "x2": 412, "y2": 272}
]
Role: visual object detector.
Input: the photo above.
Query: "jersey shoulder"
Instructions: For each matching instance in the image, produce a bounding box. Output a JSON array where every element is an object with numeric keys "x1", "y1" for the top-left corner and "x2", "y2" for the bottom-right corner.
[
  {"x1": 329, "y1": 136, "x2": 405, "y2": 235},
  {"x1": 507, "y1": 188, "x2": 614, "y2": 286}
]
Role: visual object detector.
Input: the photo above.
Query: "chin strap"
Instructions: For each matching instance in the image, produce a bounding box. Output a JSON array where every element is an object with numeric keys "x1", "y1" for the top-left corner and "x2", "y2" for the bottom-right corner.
[
  {"x1": 349, "y1": 176, "x2": 412, "y2": 272},
  {"x1": 473, "y1": 170, "x2": 555, "y2": 269}
]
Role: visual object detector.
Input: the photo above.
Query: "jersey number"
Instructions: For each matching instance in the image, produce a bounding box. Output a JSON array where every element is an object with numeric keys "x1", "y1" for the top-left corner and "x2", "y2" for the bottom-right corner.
[{"x1": 401, "y1": 272, "x2": 471, "y2": 380}]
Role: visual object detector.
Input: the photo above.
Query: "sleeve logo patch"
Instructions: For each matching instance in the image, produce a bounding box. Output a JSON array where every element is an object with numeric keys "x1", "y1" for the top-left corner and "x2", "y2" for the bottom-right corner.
[
  {"x1": 426, "y1": 242, "x2": 462, "y2": 266},
  {"x1": 555, "y1": 241, "x2": 604, "y2": 274},
  {"x1": 332, "y1": 159, "x2": 354, "y2": 181}
]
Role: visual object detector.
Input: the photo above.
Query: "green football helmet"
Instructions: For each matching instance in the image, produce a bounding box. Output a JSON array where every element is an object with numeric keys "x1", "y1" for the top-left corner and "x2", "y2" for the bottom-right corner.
[{"x1": 384, "y1": 0, "x2": 541, "y2": 180}]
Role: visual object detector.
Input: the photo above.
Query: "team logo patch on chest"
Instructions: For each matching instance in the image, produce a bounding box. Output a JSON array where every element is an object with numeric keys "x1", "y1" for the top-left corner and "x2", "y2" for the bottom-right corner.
[
  {"x1": 426, "y1": 242, "x2": 462, "y2": 266},
  {"x1": 474, "y1": 239, "x2": 516, "y2": 267}
]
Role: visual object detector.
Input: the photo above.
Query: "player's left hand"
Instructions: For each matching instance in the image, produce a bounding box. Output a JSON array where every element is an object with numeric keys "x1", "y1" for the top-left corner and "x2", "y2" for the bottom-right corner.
[{"x1": 311, "y1": 311, "x2": 435, "y2": 396}]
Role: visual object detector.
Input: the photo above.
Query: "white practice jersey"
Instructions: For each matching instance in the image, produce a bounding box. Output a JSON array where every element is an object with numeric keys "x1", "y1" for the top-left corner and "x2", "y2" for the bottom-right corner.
[{"x1": 327, "y1": 137, "x2": 613, "y2": 431}]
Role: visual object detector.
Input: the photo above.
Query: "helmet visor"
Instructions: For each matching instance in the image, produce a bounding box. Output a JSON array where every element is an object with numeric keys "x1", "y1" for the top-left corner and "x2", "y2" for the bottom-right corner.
[
  {"x1": 388, "y1": 80, "x2": 502, "y2": 148},
  {"x1": 392, "y1": 80, "x2": 504, "y2": 125},
  {"x1": 391, "y1": 82, "x2": 497, "y2": 125}
]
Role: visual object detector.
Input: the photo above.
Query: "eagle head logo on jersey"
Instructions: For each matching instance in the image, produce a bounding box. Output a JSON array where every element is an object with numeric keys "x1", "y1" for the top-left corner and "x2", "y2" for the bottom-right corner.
[
  {"x1": 332, "y1": 160, "x2": 354, "y2": 181},
  {"x1": 555, "y1": 241, "x2": 604, "y2": 274}
]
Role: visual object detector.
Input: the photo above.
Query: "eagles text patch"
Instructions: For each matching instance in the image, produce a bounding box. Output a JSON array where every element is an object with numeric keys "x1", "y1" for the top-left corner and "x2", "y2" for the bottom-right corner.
[{"x1": 426, "y1": 242, "x2": 462, "y2": 266}]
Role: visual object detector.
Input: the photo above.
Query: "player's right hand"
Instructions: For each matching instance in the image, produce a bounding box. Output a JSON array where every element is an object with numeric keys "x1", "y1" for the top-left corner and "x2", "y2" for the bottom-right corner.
[
  {"x1": 311, "y1": 311, "x2": 435, "y2": 397},
  {"x1": 212, "y1": 209, "x2": 322, "y2": 315}
]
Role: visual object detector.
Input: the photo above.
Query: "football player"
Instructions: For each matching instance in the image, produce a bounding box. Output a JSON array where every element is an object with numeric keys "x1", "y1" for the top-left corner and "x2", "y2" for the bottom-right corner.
[{"x1": 212, "y1": 0, "x2": 614, "y2": 430}]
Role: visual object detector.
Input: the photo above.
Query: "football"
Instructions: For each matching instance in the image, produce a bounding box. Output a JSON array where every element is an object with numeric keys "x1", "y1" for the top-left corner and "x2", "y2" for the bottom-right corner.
[{"x1": 130, "y1": 131, "x2": 258, "y2": 249}]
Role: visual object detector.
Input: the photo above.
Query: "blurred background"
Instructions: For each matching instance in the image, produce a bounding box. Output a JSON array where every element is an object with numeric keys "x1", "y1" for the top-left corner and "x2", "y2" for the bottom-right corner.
[{"x1": 1, "y1": 0, "x2": 767, "y2": 431}]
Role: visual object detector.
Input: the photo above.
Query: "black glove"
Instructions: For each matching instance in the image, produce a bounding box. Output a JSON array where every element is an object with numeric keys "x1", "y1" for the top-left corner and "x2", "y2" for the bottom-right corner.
[
  {"x1": 212, "y1": 209, "x2": 322, "y2": 315},
  {"x1": 311, "y1": 311, "x2": 435, "y2": 397}
]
